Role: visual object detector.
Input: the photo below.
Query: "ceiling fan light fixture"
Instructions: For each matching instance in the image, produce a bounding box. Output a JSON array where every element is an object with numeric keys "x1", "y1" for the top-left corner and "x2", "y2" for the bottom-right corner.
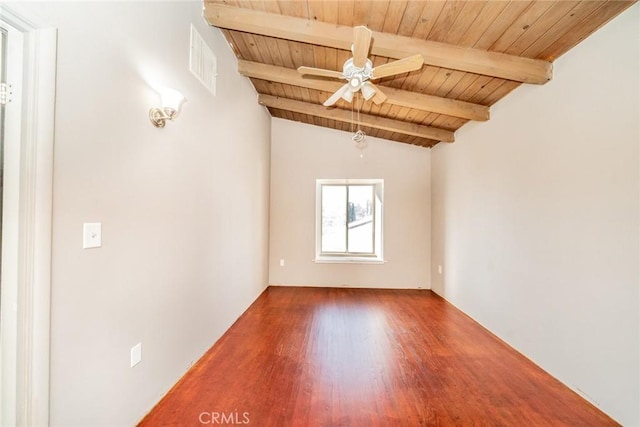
[
  {"x1": 349, "y1": 76, "x2": 362, "y2": 90},
  {"x1": 341, "y1": 89, "x2": 355, "y2": 103},
  {"x1": 360, "y1": 82, "x2": 376, "y2": 101}
]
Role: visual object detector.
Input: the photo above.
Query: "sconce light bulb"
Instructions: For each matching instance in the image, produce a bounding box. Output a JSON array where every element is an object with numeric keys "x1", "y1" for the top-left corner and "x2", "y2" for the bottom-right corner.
[{"x1": 158, "y1": 87, "x2": 185, "y2": 111}]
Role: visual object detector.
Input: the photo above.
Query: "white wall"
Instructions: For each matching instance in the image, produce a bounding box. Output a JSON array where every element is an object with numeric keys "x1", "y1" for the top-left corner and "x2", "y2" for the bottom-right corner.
[
  {"x1": 7, "y1": 2, "x2": 271, "y2": 425},
  {"x1": 269, "y1": 119, "x2": 430, "y2": 289},
  {"x1": 431, "y1": 6, "x2": 639, "y2": 425}
]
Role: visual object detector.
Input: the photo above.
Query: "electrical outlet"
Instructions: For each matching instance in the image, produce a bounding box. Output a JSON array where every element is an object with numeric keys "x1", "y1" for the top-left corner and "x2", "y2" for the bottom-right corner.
[
  {"x1": 279, "y1": 259, "x2": 285, "y2": 267},
  {"x1": 130, "y1": 342, "x2": 142, "y2": 368}
]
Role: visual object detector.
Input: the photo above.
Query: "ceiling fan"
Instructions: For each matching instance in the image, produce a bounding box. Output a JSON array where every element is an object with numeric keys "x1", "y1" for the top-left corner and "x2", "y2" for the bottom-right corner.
[{"x1": 297, "y1": 26, "x2": 424, "y2": 107}]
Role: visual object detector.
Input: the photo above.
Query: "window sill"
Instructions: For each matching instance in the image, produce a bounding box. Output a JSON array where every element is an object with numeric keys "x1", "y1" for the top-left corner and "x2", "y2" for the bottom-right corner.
[{"x1": 314, "y1": 257, "x2": 386, "y2": 264}]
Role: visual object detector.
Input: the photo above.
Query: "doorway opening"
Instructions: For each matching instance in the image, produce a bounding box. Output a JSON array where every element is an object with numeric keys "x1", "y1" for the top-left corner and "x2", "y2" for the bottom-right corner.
[
  {"x1": 0, "y1": 8, "x2": 56, "y2": 425},
  {"x1": 0, "y1": 27, "x2": 6, "y2": 280}
]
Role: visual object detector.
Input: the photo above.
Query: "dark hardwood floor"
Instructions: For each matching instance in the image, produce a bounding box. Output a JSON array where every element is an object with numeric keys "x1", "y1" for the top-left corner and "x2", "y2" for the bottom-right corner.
[{"x1": 139, "y1": 287, "x2": 617, "y2": 426}]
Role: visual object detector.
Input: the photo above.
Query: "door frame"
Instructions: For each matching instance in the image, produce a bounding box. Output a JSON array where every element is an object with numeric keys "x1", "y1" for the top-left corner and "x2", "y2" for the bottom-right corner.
[{"x1": 0, "y1": 6, "x2": 56, "y2": 426}]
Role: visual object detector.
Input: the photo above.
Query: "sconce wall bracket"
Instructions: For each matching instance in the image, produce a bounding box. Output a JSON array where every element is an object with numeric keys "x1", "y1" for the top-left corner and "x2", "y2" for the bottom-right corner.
[{"x1": 149, "y1": 107, "x2": 176, "y2": 128}]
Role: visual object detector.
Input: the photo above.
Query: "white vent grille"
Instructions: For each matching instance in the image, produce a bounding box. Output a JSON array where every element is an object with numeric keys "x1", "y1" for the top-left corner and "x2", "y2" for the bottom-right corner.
[{"x1": 190, "y1": 25, "x2": 217, "y2": 96}]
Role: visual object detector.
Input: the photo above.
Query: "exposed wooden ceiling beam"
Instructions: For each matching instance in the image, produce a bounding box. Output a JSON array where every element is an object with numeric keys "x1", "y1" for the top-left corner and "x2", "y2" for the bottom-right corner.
[
  {"x1": 238, "y1": 60, "x2": 489, "y2": 122},
  {"x1": 205, "y1": 3, "x2": 552, "y2": 84},
  {"x1": 257, "y1": 95, "x2": 455, "y2": 143}
]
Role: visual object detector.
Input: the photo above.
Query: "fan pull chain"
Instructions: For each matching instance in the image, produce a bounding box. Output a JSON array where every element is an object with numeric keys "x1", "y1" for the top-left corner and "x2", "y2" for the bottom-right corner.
[
  {"x1": 351, "y1": 95, "x2": 355, "y2": 134},
  {"x1": 352, "y1": 92, "x2": 367, "y2": 157},
  {"x1": 358, "y1": 94, "x2": 361, "y2": 127}
]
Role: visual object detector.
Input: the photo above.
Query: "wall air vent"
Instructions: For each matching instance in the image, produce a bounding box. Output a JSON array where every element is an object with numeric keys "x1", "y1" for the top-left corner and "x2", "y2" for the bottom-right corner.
[{"x1": 189, "y1": 24, "x2": 217, "y2": 96}]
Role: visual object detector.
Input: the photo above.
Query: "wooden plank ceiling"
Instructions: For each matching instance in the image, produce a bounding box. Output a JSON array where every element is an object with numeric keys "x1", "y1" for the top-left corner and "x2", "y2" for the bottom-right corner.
[{"x1": 205, "y1": 0, "x2": 636, "y2": 148}]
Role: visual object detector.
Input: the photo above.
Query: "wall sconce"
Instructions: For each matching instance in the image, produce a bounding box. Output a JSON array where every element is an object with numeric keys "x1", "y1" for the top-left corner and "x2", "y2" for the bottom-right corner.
[{"x1": 149, "y1": 87, "x2": 185, "y2": 128}]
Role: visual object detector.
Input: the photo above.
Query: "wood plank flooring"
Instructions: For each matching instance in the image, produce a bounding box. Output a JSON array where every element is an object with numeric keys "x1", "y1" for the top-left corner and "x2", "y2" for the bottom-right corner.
[{"x1": 139, "y1": 287, "x2": 617, "y2": 426}]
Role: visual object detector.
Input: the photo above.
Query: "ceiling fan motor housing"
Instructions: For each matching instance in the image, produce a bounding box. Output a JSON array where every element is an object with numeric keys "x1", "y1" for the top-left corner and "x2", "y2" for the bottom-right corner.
[{"x1": 343, "y1": 58, "x2": 373, "y2": 91}]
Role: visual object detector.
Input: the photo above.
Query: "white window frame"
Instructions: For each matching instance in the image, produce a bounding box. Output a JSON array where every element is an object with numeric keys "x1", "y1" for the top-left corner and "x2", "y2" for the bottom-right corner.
[{"x1": 315, "y1": 178, "x2": 384, "y2": 264}]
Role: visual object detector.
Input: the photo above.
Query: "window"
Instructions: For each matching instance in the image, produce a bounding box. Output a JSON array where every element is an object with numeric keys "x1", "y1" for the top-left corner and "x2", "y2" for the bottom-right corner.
[{"x1": 315, "y1": 179, "x2": 384, "y2": 263}]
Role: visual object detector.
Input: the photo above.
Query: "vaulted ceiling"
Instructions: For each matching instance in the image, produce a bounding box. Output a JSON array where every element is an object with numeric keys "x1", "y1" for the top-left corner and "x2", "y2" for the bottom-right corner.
[{"x1": 205, "y1": 0, "x2": 636, "y2": 148}]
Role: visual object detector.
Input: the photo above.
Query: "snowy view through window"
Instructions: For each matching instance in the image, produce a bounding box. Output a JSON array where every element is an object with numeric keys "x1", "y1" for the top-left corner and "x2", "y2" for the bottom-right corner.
[{"x1": 321, "y1": 185, "x2": 374, "y2": 254}]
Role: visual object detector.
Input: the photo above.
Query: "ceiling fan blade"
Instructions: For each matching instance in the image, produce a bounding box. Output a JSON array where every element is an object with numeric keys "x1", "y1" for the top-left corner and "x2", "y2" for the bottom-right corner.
[
  {"x1": 323, "y1": 84, "x2": 351, "y2": 107},
  {"x1": 366, "y1": 82, "x2": 388, "y2": 105},
  {"x1": 297, "y1": 66, "x2": 344, "y2": 80},
  {"x1": 352, "y1": 26, "x2": 372, "y2": 68},
  {"x1": 371, "y1": 54, "x2": 424, "y2": 79}
]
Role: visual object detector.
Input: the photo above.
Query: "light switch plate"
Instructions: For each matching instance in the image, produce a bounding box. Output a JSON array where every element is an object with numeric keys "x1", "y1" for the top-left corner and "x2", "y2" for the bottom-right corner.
[
  {"x1": 83, "y1": 223, "x2": 102, "y2": 249},
  {"x1": 130, "y1": 342, "x2": 142, "y2": 368}
]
